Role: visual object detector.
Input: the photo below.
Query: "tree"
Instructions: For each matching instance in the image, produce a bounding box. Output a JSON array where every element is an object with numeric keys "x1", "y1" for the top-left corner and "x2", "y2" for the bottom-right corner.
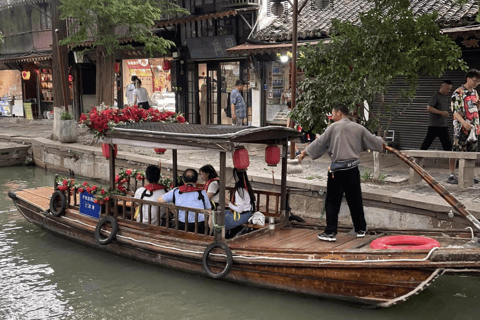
[
  {"x1": 293, "y1": 0, "x2": 468, "y2": 135},
  {"x1": 59, "y1": 0, "x2": 188, "y2": 106}
]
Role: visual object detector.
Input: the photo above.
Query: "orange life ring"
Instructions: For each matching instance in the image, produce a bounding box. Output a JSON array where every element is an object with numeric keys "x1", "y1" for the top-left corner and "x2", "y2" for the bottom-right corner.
[{"x1": 370, "y1": 235, "x2": 440, "y2": 250}]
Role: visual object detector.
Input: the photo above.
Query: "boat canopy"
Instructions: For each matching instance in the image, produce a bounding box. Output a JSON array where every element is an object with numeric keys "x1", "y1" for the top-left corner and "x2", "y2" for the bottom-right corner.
[{"x1": 103, "y1": 123, "x2": 302, "y2": 151}]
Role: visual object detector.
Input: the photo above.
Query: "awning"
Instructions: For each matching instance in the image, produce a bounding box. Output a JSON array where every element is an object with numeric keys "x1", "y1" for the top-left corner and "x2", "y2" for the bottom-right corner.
[
  {"x1": 69, "y1": 37, "x2": 134, "y2": 49},
  {"x1": 441, "y1": 25, "x2": 480, "y2": 34},
  {"x1": 226, "y1": 41, "x2": 320, "y2": 55},
  {"x1": 0, "y1": 53, "x2": 52, "y2": 64},
  {"x1": 154, "y1": 8, "x2": 255, "y2": 28}
]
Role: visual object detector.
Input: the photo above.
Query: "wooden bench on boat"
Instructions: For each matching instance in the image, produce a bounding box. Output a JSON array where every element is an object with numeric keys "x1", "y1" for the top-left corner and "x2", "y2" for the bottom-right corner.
[{"x1": 403, "y1": 150, "x2": 480, "y2": 188}]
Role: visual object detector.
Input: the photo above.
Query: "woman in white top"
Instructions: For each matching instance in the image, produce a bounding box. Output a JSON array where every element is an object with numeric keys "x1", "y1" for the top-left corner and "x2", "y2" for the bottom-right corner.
[
  {"x1": 125, "y1": 75, "x2": 138, "y2": 106},
  {"x1": 224, "y1": 168, "x2": 255, "y2": 230},
  {"x1": 134, "y1": 165, "x2": 166, "y2": 225},
  {"x1": 199, "y1": 164, "x2": 220, "y2": 209},
  {"x1": 133, "y1": 79, "x2": 150, "y2": 109}
]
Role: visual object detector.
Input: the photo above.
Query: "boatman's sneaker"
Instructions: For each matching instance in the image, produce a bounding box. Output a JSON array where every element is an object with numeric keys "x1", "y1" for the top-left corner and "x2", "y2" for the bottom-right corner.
[
  {"x1": 357, "y1": 230, "x2": 366, "y2": 238},
  {"x1": 318, "y1": 232, "x2": 336, "y2": 242},
  {"x1": 447, "y1": 174, "x2": 458, "y2": 185}
]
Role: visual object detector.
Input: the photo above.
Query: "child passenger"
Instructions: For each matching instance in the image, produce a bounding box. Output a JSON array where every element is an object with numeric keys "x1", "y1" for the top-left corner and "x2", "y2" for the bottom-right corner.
[{"x1": 134, "y1": 165, "x2": 166, "y2": 225}]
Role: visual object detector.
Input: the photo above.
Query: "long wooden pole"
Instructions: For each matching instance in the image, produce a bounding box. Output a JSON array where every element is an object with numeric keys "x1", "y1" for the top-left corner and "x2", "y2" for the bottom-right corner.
[
  {"x1": 385, "y1": 145, "x2": 480, "y2": 231},
  {"x1": 289, "y1": 0, "x2": 299, "y2": 160}
]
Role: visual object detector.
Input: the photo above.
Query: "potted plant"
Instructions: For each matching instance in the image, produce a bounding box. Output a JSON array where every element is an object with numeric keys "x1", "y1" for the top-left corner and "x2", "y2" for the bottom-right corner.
[{"x1": 58, "y1": 111, "x2": 78, "y2": 143}]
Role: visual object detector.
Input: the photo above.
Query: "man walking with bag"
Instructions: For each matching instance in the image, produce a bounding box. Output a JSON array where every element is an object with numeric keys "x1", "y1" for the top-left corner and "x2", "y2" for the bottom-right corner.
[
  {"x1": 298, "y1": 105, "x2": 384, "y2": 241},
  {"x1": 230, "y1": 80, "x2": 246, "y2": 126}
]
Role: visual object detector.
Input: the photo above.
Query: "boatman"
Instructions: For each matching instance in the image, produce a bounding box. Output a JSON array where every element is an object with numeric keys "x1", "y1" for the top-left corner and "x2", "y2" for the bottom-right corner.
[{"x1": 297, "y1": 105, "x2": 384, "y2": 242}]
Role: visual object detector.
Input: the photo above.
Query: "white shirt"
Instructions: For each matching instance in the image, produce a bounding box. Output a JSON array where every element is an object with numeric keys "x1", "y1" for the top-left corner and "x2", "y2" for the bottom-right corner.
[
  {"x1": 125, "y1": 83, "x2": 135, "y2": 105},
  {"x1": 133, "y1": 87, "x2": 149, "y2": 103},
  {"x1": 207, "y1": 180, "x2": 220, "y2": 203},
  {"x1": 228, "y1": 188, "x2": 252, "y2": 213},
  {"x1": 134, "y1": 187, "x2": 166, "y2": 225}
]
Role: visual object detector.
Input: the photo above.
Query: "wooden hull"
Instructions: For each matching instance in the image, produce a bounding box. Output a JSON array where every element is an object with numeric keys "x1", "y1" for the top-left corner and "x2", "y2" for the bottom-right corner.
[{"x1": 11, "y1": 189, "x2": 480, "y2": 308}]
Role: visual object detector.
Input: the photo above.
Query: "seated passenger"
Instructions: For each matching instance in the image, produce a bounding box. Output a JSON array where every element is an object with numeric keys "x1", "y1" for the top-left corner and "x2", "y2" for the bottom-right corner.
[
  {"x1": 225, "y1": 169, "x2": 255, "y2": 230},
  {"x1": 159, "y1": 168, "x2": 211, "y2": 233},
  {"x1": 134, "y1": 165, "x2": 167, "y2": 225},
  {"x1": 199, "y1": 164, "x2": 220, "y2": 210}
]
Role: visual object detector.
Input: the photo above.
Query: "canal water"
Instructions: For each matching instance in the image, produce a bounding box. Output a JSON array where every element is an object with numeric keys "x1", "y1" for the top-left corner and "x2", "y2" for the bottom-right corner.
[{"x1": 0, "y1": 166, "x2": 479, "y2": 320}]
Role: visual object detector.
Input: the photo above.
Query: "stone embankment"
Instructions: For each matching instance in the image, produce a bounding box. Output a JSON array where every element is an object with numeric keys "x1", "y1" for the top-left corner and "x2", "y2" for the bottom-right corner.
[{"x1": 1, "y1": 117, "x2": 480, "y2": 231}]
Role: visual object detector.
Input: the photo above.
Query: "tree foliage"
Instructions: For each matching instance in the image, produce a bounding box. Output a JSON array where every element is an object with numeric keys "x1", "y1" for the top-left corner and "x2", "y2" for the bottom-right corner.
[
  {"x1": 293, "y1": 0, "x2": 468, "y2": 134},
  {"x1": 59, "y1": 0, "x2": 188, "y2": 56}
]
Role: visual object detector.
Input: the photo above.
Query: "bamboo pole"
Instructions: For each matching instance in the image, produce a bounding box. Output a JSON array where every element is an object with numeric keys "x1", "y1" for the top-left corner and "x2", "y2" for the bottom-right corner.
[{"x1": 384, "y1": 145, "x2": 480, "y2": 231}]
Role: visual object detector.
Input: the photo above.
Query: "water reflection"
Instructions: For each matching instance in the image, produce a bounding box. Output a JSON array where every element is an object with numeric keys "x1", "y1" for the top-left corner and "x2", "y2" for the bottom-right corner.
[{"x1": 0, "y1": 166, "x2": 480, "y2": 320}]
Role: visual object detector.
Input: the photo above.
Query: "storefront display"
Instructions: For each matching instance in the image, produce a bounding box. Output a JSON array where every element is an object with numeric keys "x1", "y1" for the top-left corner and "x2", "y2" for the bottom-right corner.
[{"x1": 266, "y1": 61, "x2": 289, "y2": 125}]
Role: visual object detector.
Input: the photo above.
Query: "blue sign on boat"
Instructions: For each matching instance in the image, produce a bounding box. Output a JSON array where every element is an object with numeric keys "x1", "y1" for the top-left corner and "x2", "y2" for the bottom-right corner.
[{"x1": 79, "y1": 191, "x2": 101, "y2": 219}]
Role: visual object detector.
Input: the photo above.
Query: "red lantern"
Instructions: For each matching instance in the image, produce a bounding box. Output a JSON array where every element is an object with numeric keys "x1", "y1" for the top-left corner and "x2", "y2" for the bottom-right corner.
[
  {"x1": 22, "y1": 70, "x2": 31, "y2": 80},
  {"x1": 154, "y1": 148, "x2": 166, "y2": 154},
  {"x1": 265, "y1": 145, "x2": 280, "y2": 166},
  {"x1": 233, "y1": 147, "x2": 249, "y2": 171},
  {"x1": 114, "y1": 62, "x2": 120, "y2": 73},
  {"x1": 163, "y1": 60, "x2": 171, "y2": 71},
  {"x1": 102, "y1": 143, "x2": 118, "y2": 160},
  {"x1": 68, "y1": 75, "x2": 73, "y2": 82}
]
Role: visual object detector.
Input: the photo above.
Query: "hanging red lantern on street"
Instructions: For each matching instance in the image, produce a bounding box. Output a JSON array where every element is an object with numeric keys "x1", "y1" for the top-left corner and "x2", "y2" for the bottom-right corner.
[
  {"x1": 102, "y1": 143, "x2": 118, "y2": 160},
  {"x1": 154, "y1": 148, "x2": 166, "y2": 154},
  {"x1": 68, "y1": 75, "x2": 73, "y2": 82},
  {"x1": 233, "y1": 146, "x2": 249, "y2": 171},
  {"x1": 265, "y1": 145, "x2": 281, "y2": 167},
  {"x1": 163, "y1": 60, "x2": 171, "y2": 71},
  {"x1": 22, "y1": 70, "x2": 31, "y2": 80},
  {"x1": 114, "y1": 62, "x2": 120, "y2": 73}
]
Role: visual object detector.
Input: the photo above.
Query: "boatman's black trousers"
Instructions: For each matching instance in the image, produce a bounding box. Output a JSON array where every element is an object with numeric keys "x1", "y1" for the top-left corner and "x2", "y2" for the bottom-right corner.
[{"x1": 324, "y1": 166, "x2": 366, "y2": 235}]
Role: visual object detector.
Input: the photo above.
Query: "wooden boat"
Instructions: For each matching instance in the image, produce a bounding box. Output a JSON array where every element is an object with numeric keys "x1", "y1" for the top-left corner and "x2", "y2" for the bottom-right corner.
[{"x1": 8, "y1": 123, "x2": 480, "y2": 307}]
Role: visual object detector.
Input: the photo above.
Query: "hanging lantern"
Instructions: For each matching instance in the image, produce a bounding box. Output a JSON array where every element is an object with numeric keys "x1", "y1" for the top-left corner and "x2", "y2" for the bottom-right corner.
[
  {"x1": 271, "y1": 1, "x2": 284, "y2": 16},
  {"x1": 265, "y1": 145, "x2": 281, "y2": 167},
  {"x1": 233, "y1": 146, "x2": 250, "y2": 171},
  {"x1": 154, "y1": 148, "x2": 166, "y2": 154},
  {"x1": 68, "y1": 75, "x2": 73, "y2": 82},
  {"x1": 163, "y1": 60, "x2": 171, "y2": 71},
  {"x1": 102, "y1": 143, "x2": 118, "y2": 160},
  {"x1": 22, "y1": 70, "x2": 31, "y2": 80},
  {"x1": 114, "y1": 62, "x2": 120, "y2": 73}
]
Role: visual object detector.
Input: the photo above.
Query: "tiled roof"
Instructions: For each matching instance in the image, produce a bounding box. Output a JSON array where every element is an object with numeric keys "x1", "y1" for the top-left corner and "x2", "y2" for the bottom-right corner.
[{"x1": 252, "y1": 0, "x2": 479, "y2": 42}]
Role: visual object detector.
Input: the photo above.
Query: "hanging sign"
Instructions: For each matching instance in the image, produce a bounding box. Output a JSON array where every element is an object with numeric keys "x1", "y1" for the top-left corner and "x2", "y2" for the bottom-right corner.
[
  {"x1": 187, "y1": 35, "x2": 236, "y2": 59},
  {"x1": 79, "y1": 191, "x2": 101, "y2": 219}
]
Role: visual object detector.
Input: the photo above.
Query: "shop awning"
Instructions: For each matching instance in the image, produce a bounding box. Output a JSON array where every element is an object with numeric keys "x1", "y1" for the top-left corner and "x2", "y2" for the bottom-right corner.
[
  {"x1": 154, "y1": 8, "x2": 255, "y2": 28},
  {"x1": 0, "y1": 53, "x2": 52, "y2": 64},
  {"x1": 226, "y1": 41, "x2": 320, "y2": 55}
]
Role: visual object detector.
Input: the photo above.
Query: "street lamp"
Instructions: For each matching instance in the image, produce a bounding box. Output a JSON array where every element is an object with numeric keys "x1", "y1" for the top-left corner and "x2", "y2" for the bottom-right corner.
[{"x1": 280, "y1": 54, "x2": 289, "y2": 63}]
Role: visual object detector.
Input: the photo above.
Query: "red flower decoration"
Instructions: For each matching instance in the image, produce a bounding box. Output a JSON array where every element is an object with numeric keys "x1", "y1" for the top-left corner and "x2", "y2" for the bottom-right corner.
[
  {"x1": 115, "y1": 175, "x2": 120, "y2": 183},
  {"x1": 86, "y1": 187, "x2": 91, "y2": 193},
  {"x1": 176, "y1": 115, "x2": 185, "y2": 123},
  {"x1": 125, "y1": 169, "x2": 132, "y2": 176},
  {"x1": 100, "y1": 189, "x2": 106, "y2": 195},
  {"x1": 104, "y1": 197, "x2": 110, "y2": 201},
  {"x1": 94, "y1": 199, "x2": 99, "y2": 204},
  {"x1": 63, "y1": 180, "x2": 68, "y2": 186},
  {"x1": 83, "y1": 182, "x2": 89, "y2": 187},
  {"x1": 78, "y1": 188, "x2": 84, "y2": 193},
  {"x1": 92, "y1": 185, "x2": 98, "y2": 192}
]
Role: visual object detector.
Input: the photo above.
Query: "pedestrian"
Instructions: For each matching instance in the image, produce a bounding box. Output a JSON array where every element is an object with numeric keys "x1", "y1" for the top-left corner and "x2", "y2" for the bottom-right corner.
[
  {"x1": 125, "y1": 75, "x2": 138, "y2": 106},
  {"x1": 133, "y1": 79, "x2": 150, "y2": 110},
  {"x1": 297, "y1": 105, "x2": 384, "y2": 242},
  {"x1": 230, "y1": 80, "x2": 246, "y2": 126},
  {"x1": 419, "y1": 80, "x2": 456, "y2": 182},
  {"x1": 449, "y1": 69, "x2": 480, "y2": 184}
]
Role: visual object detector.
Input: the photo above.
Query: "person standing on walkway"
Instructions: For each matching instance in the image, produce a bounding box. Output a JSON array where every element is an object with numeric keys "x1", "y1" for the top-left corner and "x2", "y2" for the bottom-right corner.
[
  {"x1": 419, "y1": 80, "x2": 456, "y2": 183},
  {"x1": 125, "y1": 75, "x2": 138, "y2": 106},
  {"x1": 297, "y1": 105, "x2": 384, "y2": 242},
  {"x1": 230, "y1": 80, "x2": 246, "y2": 126},
  {"x1": 449, "y1": 69, "x2": 480, "y2": 184},
  {"x1": 133, "y1": 79, "x2": 150, "y2": 110}
]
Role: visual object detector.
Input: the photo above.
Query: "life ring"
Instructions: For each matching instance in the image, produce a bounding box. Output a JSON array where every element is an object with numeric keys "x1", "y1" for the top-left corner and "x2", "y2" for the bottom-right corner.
[
  {"x1": 370, "y1": 235, "x2": 440, "y2": 250},
  {"x1": 49, "y1": 191, "x2": 67, "y2": 217},
  {"x1": 95, "y1": 216, "x2": 119, "y2": 245},
  {"x1": 202, "y1": 242, "x2": 233, "y2": 279}
]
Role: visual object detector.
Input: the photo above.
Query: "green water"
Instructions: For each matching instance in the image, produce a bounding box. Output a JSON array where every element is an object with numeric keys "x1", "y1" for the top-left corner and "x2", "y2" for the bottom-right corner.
[{"x1": 0, "y1": 166, "x2": 479, "y2": 319}]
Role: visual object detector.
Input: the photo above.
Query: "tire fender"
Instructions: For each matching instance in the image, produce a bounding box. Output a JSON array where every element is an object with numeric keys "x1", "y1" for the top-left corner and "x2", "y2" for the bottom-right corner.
[
  {"x1": 202, "y1": 242, "x2": 233, "y2": 279},
  {"x1": 49, "y1": 191, "x2": 67, "y2": 217},
  {"x1": 95, "y1": 215, "x2": 119, "y2": 245}
]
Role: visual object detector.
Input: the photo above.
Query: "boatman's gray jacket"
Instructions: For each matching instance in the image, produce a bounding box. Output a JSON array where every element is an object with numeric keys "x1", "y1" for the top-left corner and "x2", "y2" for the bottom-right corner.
[{"x1": 305, "y1": 117, "x2": 384, "y2": 163}]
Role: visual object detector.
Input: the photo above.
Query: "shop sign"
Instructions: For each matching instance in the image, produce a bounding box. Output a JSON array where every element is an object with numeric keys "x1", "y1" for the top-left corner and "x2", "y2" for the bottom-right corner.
[
  {"x1": 126, "y1": 59, "x2": 152, "y2": 77},
  {"x1": 187, "y1": 35, "x2": 236, "y2": 59},
  {"x1": 79, "y1": 191, "x2": 101, "y2": 219},
  {"x1": 23, "y1": 103, "x2": 33, "y2": 120}
]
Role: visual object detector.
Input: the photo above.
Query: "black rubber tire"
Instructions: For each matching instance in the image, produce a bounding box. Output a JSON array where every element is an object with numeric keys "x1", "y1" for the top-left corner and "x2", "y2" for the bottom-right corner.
[
  {"x1": 289, "y1": 214, "x2": 306, "y2": 223},
  {"x1": 202, "y1": 242, "x2": 233, "y2": 279},
  {"x1": 95, "y1": 216, "x2": 119, "y2": 245},
  {"x1": 49, "y1": 191, "x2": 67, "y2": 217}
]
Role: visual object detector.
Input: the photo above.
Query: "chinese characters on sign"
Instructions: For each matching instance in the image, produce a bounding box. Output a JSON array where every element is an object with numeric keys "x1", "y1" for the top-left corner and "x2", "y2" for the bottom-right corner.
[
  {"x1": 187, "y1": 35, "x2": 237, "y2": 59},
  {"x1": 79, "y1": 191, "x2": 101, "y2": 219}
]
